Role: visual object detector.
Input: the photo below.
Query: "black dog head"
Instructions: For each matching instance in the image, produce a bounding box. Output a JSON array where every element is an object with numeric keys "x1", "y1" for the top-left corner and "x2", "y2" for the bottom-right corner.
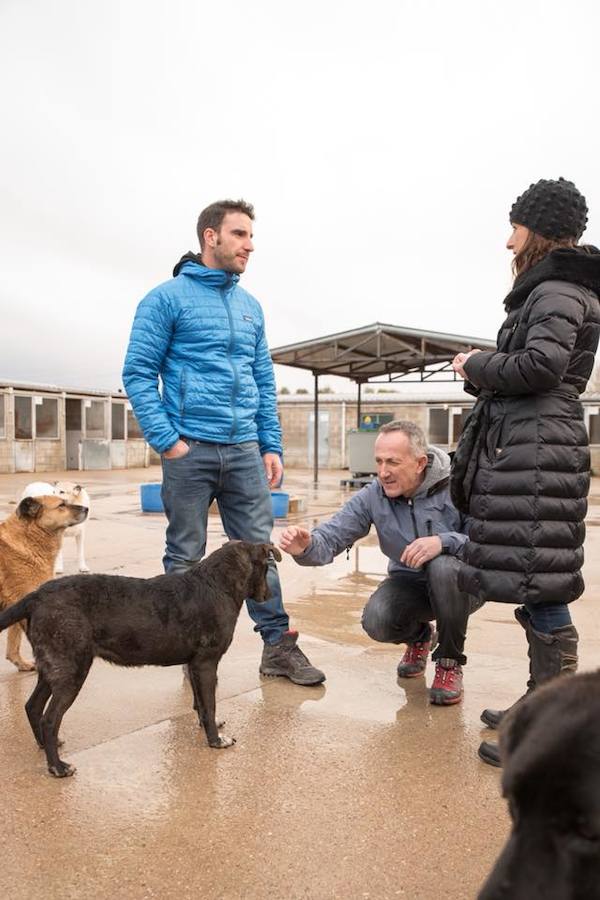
[
  {"x1": 478, "y1": 670, "x2": 600, "y2": 900},
  {"x1": 241, "y1": 542, "x2": 282, "y2": 603},
  {"x1": 197, "y1": 541, "x2": 282, "y2": 605}
]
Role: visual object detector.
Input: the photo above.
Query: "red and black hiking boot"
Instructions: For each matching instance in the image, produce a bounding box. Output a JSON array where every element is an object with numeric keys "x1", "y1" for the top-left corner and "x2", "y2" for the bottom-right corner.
[
  {"x1": 396, "y1": 625, "x2": 437, "y2": 678},
  {"x1": 429, "y1": 659, "x2": 463, "y2": 705}
]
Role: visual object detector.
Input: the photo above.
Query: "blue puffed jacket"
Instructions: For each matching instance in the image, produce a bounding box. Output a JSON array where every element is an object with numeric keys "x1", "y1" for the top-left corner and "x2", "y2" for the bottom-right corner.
[{"x1": 122, "y1": 254, "x2": 282, "y2": 456}]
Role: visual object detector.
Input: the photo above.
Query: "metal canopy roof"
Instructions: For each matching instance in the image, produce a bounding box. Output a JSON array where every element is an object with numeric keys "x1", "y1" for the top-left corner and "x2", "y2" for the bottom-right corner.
[{"x1": 271, "y1": 321, "x2": 496, "y2": 382}]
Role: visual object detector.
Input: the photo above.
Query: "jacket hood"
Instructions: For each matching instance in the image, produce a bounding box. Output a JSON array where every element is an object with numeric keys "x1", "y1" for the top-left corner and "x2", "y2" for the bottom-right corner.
[
  {"x1": 504, "y1": 245, "x2": 600, "y2": 310},
  {"x1": 172, "y1": 252, "x2": 240, "y2": 287},
  {"x1": 415, "y1": 444, "x2": 451, "y2": 497},
  {"x1": 173, "y1": 251, "x2": 201, "y2": 276}
]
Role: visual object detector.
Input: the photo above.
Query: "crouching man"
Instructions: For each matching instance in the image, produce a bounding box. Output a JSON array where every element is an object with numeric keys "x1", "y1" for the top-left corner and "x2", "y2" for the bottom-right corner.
[{"x1": 280, "y1": 420, "x2": 483, "y2": 705}]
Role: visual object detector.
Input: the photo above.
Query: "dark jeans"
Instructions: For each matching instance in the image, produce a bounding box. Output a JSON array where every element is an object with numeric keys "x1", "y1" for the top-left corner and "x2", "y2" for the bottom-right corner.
[
  {"x1": 361, "y1": 555, "x2": 483, "y2": 665},
  {"x1": 160, "y1": 439, "x2": 289, "y2": 645},
  {"x1": 524, "y1": 603, "x2": 572, "y2": 632}
]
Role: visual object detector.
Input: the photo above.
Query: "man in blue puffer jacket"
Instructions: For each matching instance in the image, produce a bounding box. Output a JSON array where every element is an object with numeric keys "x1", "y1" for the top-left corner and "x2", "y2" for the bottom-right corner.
[
  {"x1": 123, "y1": 199, "x2": 324, "y2": 685},
  {"x1": 280, "y1": 421, "x2": 483, "y2": 704}
]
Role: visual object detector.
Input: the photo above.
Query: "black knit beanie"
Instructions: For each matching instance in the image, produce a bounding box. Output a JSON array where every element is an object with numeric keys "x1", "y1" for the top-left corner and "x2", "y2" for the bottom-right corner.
[{"x1": 510, "y1": 177, "x2": 588, "y2": 240}]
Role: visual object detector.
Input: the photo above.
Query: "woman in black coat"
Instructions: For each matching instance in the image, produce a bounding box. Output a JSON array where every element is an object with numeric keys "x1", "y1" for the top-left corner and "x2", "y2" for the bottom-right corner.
[{"x1": 450, "y1": 177, "x2": 600, "y2": 767}]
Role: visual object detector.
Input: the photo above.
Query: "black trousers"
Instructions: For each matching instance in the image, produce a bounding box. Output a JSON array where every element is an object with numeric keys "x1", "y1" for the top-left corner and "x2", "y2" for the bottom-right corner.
[{"x1": 361, "y1": 555, "x2": 483, "y2": 665}]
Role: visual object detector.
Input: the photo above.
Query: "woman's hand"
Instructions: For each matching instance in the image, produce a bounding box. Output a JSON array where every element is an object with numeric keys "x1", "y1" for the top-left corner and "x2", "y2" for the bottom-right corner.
[{"x1": 451, "y1": 348, "x2": 481, "y2": 379}]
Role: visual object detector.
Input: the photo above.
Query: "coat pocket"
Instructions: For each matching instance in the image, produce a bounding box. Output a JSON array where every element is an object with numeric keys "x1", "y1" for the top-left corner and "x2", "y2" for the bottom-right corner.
[{"x1": 485, "y1": 410, "x2": 507, "y2": 463}]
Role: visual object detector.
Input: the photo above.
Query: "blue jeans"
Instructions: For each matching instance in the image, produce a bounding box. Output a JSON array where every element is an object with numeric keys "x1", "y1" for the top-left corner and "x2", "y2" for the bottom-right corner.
[
  {"x1": 160, "y1": 439, "x2": 289, "y2": 645},
  {"x1": 524, "y1": 603, "x2": 572, "y2": 632}
]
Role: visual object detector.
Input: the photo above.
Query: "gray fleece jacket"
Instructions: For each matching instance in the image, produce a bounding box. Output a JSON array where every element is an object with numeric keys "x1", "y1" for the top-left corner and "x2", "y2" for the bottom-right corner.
[{"x1": 295, "y1": 446, "x2": 468, "y2": 576}]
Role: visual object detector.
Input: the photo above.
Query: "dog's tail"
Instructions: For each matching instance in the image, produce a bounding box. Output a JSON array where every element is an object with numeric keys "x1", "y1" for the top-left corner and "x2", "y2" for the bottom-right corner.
[{"x1": 0, "y1": 592, "x2": 37, "y2": 632}]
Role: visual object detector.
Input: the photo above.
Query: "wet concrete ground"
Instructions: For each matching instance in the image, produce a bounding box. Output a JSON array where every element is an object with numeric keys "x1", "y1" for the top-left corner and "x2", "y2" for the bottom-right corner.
[{"x1": 1, "y1": 467, "x2": 599, "y2": 899}]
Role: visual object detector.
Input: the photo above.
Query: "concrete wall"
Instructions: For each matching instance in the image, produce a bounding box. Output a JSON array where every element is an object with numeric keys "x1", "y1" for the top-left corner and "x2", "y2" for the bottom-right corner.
[
  {"x1": 0, "y1": 439, "x2": 13, "y2": 473},
  {"x1": 127, "y1": 441, "x2": 149, "y2": 468},
  {"x1": 278, "y1": 399, "x2": 439, "y2": 469},
  {"x1": 33, "y1": 440, "x2": 65, "y2": 472},
  {"x1": 278, "y1": 395, "x2": 600, "y2": 471}
]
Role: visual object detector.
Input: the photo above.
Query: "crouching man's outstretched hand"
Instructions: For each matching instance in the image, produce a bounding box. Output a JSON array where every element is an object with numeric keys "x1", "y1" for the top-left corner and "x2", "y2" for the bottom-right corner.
[{"x1": 279, "y1": 525, "x2": 311, "y2": 556}]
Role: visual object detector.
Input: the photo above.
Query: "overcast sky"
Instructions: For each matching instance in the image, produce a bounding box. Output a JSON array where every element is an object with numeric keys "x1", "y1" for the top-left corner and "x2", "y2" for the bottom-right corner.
[{"x1": 1, "y1": 0, "x2": 599, "y2": 393}]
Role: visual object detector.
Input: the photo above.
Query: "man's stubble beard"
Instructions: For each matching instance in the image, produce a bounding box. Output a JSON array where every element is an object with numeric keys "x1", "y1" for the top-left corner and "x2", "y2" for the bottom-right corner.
[{"x1": 214, "y1": 238, "x2": 245, "y2": 275}]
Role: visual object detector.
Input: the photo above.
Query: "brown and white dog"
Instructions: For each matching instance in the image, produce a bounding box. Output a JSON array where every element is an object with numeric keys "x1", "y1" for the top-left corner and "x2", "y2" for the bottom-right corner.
[
  {"x1": 0, "y1": 496, "x2": 88, "y2": 671},
  {"x1": 21, "y1": 482, "x2": 91, "y2": 573}
]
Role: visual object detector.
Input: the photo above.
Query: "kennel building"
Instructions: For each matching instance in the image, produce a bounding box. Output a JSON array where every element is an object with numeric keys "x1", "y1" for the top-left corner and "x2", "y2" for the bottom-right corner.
[{"x1": 0, "y1": 381, "x2": 157, "y2": 473}]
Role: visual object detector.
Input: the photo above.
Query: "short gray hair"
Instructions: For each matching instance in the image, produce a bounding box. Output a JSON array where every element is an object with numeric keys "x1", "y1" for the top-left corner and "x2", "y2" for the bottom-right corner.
[{"x1": 378, "y1": 419, "x2": 428, "y2": 457}]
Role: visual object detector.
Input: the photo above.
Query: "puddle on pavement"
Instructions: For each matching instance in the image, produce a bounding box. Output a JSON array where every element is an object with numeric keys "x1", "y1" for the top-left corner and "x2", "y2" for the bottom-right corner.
[{"x1": 282, "y1": 537, "x2": 390, "y2": 644}]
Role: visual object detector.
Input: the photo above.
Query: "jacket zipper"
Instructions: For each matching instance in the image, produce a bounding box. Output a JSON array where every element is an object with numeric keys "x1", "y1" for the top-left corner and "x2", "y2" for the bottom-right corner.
[
  {"x1": 407, "y1": 498, "x2": 419, "y2": 539},
  {"x1": 180, "y1": 368, "x2": 187, "y2": 417},
  {"x1": 221, "y1": 286, "x2": 240, "y2": 440}
]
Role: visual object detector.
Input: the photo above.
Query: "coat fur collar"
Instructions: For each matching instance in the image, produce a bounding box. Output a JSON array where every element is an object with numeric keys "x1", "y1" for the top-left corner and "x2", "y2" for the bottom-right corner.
[{"x1": 504, "y1": 245, "x2": 600, "y2": 311}]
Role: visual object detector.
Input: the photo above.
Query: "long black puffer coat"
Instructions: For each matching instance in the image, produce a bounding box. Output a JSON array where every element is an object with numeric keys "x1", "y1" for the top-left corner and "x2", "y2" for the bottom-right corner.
[{"x1": 451, "y1": 247, "x2": 600, "y2": 606}]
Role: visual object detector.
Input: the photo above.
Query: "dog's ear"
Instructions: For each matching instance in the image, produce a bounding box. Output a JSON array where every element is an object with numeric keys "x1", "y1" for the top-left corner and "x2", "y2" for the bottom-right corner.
[
  {"x1": 266, "y1": 543, "x2": 282, "y2": 563},
  {"x1": 17, "y1": 497, "x2": 43, "y2": 520}
]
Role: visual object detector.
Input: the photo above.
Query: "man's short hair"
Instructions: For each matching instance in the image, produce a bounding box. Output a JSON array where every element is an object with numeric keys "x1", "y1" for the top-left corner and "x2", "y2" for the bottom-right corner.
[
  {"x1": 196, "y1": 199, "x2": 255, "y2": 250},
  {"x1": 378, "y1": 420, "x2": 428, "y2": 457}
]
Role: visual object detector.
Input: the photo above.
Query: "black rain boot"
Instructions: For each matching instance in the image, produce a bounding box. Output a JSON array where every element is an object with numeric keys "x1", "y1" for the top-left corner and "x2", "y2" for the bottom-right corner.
[
  {"x1": 478, "y1": 616, "x2": 578, "y2": 768},
  {"x1": 478, "y1": 741, "x2": 502, "y2": 767}
]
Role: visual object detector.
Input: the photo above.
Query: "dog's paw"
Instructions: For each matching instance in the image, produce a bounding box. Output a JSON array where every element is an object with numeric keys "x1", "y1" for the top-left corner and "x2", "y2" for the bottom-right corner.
[
  {"x1": 209, "y1": 734, "x2": 236, "y2": 749},
  {"x1": 48, "y1": 761, "x2": 76, "y2": 778}
]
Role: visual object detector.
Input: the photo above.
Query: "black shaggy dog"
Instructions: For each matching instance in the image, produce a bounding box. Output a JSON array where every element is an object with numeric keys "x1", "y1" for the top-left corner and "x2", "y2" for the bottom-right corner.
[
  {"x1": 0, "y1": 540, "x2": 281, "y2": 777},
  {"x1": 479, "y1": 669, "x2": 600, "y2": 899}
]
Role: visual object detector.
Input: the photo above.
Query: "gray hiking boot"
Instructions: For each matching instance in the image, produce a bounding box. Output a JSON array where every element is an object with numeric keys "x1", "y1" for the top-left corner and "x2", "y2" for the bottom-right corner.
[{"x1": 260, "y1": 630, "x2": 326, "y2": 686}]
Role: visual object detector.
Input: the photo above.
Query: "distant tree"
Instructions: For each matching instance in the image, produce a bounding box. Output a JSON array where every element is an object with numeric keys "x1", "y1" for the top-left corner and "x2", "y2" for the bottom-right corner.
[
  {"x1": 278, "y1": 386, "x2": 290, "y2": 395},
  {"x1": 295, "y1": 388, "x2": 309, "y2": 395},
  {"x1": 364, "y1": 387, "x2": 375, "y2": 394},
  {"x1": 318, "y1": 386, "x2": 335, "y2": 394}
]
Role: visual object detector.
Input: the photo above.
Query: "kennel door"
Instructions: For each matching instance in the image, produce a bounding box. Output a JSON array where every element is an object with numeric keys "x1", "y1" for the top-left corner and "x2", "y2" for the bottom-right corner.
[{"x1": 14, "y1": 441, "x2": 34, "y2": 472}]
